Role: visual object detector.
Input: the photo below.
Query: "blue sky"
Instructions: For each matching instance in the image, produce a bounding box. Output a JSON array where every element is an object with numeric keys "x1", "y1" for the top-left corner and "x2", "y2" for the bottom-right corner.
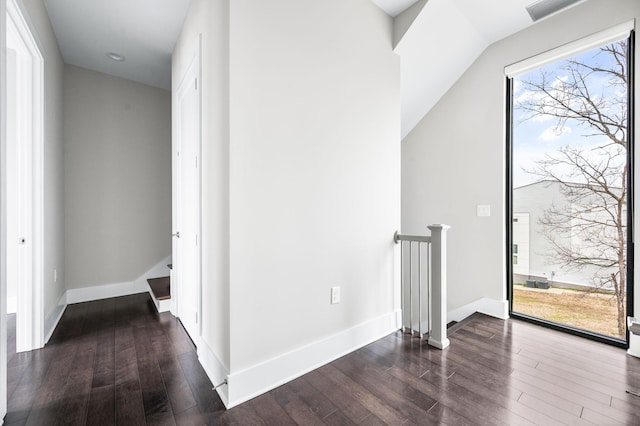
[{"x1": 512, "y1": 41, "x2": 627, "y2": 188}]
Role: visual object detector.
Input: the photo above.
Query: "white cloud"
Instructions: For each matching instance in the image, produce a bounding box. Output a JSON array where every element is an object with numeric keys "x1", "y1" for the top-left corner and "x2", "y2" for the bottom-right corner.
[
  {"x1": 515, "y1": 89, "x2": 539, "y2": 104},
  {"x1": 540, "y1": 125, "x2": 572, "y2": 141}
]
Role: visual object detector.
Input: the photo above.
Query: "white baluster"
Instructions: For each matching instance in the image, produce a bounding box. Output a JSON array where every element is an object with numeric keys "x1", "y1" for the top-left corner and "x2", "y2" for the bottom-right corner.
[{"x1": 427, "y1": 224, "x2": 450, "y2": 350}]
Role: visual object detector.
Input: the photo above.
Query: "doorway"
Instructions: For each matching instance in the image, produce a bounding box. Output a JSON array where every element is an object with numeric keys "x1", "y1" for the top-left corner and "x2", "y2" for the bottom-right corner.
[
  {"x1": 5, "y1": 0, "x2": 44, "y2": 353},
  {"x1": 174, "y1": 36, "x2": 202, "y2": 345},
  {"x1": 507, "y1": 27, "x2": 635, "y2": 345}
]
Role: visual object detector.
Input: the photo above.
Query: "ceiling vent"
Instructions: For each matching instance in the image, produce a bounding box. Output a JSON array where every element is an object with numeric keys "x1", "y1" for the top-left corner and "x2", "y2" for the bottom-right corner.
[{"x1": 526, "y1": 0, "x2": 583, "y2": 22}]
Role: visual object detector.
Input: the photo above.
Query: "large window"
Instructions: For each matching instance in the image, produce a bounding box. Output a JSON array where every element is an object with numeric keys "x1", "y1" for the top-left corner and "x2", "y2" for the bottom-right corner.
[{"x1": 507, "y1": 25, "x2": 635, "y2": 345}]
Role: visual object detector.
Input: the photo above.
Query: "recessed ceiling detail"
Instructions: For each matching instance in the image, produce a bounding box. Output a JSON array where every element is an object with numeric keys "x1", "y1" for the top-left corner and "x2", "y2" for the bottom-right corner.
[
  {"x1": 106, "y1": 52, "x2": 126, "y2": 62},
  {"x1": 526, "y1": 0, "x2": 583, "y2": 22}
]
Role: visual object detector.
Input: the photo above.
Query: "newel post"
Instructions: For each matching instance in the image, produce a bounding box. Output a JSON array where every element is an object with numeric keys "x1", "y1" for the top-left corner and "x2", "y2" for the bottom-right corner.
[{"x1": 427, "y1": 224, "x2": 450, "y2": 350}]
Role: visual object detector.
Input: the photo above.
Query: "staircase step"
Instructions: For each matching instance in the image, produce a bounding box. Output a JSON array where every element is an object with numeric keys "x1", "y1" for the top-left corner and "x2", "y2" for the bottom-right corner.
[{"x1": 148, "y1": 276, "x2": 171, "y2": 300}]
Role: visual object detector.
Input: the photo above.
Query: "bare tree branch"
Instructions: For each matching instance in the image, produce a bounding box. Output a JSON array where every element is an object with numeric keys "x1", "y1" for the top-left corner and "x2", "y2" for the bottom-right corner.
[{"x1": 515, "y1": 40, "x2": 628, "y2": 336}]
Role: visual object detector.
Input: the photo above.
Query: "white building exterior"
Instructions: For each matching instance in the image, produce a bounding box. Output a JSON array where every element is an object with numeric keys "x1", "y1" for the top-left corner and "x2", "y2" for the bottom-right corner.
[{"x1": 513, "y1": 180, "x2": 623, "y2": 290}]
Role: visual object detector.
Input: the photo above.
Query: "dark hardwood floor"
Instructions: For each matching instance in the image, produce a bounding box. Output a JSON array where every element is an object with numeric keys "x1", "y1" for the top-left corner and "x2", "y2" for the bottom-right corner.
[{"x1": 5, "y1": 294, "x2": 640, "y2": 425}]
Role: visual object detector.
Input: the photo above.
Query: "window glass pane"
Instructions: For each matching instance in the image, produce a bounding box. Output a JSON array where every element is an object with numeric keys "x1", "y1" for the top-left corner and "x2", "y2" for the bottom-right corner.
[{"x1": 510, "y1": 36, "x2": 631, "y2": 340}]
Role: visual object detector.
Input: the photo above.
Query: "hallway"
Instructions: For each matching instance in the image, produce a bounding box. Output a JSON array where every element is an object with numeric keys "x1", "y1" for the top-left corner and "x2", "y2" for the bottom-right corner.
[{"x1": 6, "y1": 294, "x2": 223, "y2": 425}]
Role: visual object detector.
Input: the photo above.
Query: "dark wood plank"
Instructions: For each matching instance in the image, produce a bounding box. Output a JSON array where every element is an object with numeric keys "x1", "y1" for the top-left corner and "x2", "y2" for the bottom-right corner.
[
  {"x1": 173, "y1": 406, "x2": 206, "y2": 426},
  {"x1": 86, "y1": 385, "x2": 115, "y2": 425},
  {"x1": 132, "y1": 323, "x2": 173, "y2": 418},
  {"x1": 112, "y1": 298, "x2": 147, "y2": 425},
  {"x1": 331, "y1": 354, "x2": 445, "y2": 425},
  {"x1": 178, "y1": 351, "x2": 225, "y2": 414},
  {"x1": 316, "y1": 364, "x2": 408, "y2": 425},
  {"x1": 304, "y1": 369, "x2": 374, "y2": 424},
  {"x1": 7, "y1": 296, "x2": 640, "y2": 425},
  {"x1": 242, "y1": 393, "x2": 297, "y2": 426},
  {"x1": 271, "y1": 383, "x2": 326, "y2": 426}
]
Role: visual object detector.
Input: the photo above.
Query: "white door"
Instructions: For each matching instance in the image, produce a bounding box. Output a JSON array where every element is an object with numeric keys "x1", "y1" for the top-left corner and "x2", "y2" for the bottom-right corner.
[
  {"x1": 7, "y1": 47, "x2": 19, "y2": 316},
  {"x1": 175, "y1": 43, "x2": 201, "y2": 344}
]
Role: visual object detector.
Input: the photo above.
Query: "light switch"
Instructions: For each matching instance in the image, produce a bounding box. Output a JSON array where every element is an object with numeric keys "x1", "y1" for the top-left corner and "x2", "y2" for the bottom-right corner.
[{"x1": 331, "y1": 287, "x2": 340, "y2": 304}]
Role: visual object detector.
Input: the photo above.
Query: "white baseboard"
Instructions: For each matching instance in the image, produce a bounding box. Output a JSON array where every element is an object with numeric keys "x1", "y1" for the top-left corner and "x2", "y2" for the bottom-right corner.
[
  {"x1": 225, "y1": 310, "x2": 401, "y2": 408},
  {"x1": 198, "y1": 339, "x2": 230, "y2": 407},
  {"x1": 44, "y1": 292, "x2": 67, "y2": 344},
  {"x1": 448, "y1": 297, "x2": 509, "y2": 323},
  {"x1": 66, "y1": 280, "x2": 148, "y2": 304},
  {"x1": 628, "y1": 332, "x2": 640, "y2": 358},
  {"x1": 6, "y1": 296, "x2": 16, "y2": 314},
  {"x1": 66, "y1": 255, "x2": 171, "y2": 304},
  {"x1": 151, "y1": 297, "x2": 171, "y2": 313}
]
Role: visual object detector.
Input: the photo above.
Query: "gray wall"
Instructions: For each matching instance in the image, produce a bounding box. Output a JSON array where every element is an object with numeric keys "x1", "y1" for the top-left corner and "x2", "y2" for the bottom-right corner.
[
  {"x1": 402, "y1": 0, "x2": 640, "y2": 315},
  {"x1": 64, "y1": 65, "x2": 171, "y2": 289}
]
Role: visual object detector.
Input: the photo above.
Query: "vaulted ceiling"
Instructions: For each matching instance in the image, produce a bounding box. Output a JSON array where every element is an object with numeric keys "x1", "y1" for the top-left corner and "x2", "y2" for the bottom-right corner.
[{"x1": 43, "y1": 0, "x2": 587, "y2": 138}]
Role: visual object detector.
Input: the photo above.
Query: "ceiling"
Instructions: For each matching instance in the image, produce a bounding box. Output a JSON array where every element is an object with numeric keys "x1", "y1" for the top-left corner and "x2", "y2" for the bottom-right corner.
[
  {"x1": 44, "y1": 0, "x2": 191, "y2": 90},
  {"x1": 370, "y1": 0, "x2": 419, "y2": 17},
  {"x1": 42, "y1": 0, "x2": 585, "y2": 136},
  {"x1": 42, "y1": 0, "x2": 415, "y2": 91},
  {"x1": 395, "y1": 0, "x2": 587, "y2": 138},
  {"x1": 396, "y1": 0, "x2": 535, "y2": 138}
]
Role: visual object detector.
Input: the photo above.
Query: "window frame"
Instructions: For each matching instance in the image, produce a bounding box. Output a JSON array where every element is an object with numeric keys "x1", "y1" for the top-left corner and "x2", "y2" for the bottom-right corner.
[{"x1": 505, "y1": 28, "x2": 636, "y2": 348}]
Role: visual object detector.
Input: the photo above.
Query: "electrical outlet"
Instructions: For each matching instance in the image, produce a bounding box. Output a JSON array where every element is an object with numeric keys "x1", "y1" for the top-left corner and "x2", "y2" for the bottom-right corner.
[
  {"x1": 477, "y1": 204, "x2": 491, "y2": 217},
  {"x1": 331, "y1": 286, "x2": 340, "y2": 304}
]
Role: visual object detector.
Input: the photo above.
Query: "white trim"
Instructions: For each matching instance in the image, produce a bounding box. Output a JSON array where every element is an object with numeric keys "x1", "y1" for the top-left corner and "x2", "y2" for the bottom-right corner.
[
  {"x1": 198, "y1": 339, "x2": 230, "y2": 407},
  {"x1": 628, "y1": 333, "x2": 640, "y2": 358},
  {"x1": 448, "y1": 297, "x2": 509, "y2": 323},
  {"x1": 505, "y1": 19, "x2": 636, "y2": 77},
  {"x1": 225, "y1": 310, "x2": 401, "y2": 408},
  {"x1": 66, "y1": 281, "x2": 148, "y2": 304},
  {"x1": 169, "y1": 267, "x2": 177, "y2": 316},
  {"x1": 149, "y1": 294, "x2": 172, "y2": 313},
  {"x1": 44, "y1": 292, "x2": 67, "y2": 344},
  {"x1": 6, "y1": 296, "x2": 16, "y2": 314},
  {"x1": 7, "y1": 0, "x2": 45, "y2": 353},
  {"x1": 1, "y1": 0, "x2": 7, "y2": 417},
  {"x1": 66, "y1": 255, "x2": 171, "y2": 304}
]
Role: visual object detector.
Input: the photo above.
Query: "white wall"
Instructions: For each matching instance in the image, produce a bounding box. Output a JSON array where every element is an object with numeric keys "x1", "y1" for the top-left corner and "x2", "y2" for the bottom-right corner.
[
  {"x1": 172, "y1": 0, "x2": 231, "y2": 374},
  {"x1": 402, "y1": 0, "x2": 640, "y2": 317},
  {"x1": 64, "y1": 65, "x2": 172, "y2": 290},
  {"x1": 173, "y1": 0, "x2": 400, "y2": 407},
  {"x1": 228, "y1": 0, "x2": 400, "y2": 378}
]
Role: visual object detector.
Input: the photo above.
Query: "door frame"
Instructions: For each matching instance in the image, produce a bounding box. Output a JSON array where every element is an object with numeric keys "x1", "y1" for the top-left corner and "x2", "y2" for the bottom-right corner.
[
  {"x1": 1, "y1": 0, "x2": 7, "y2": 417},
  {"x1": 5, "y1": 0, "x2": 44, "y2": 353},
  {"x1": 173, "y1": 34, "x2": 202, "y2": 343}
]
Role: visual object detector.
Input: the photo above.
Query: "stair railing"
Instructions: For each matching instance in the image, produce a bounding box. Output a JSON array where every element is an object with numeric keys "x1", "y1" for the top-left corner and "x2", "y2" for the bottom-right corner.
[{"x1": 394, "y1": 225, "x2": 450, "y2": 350}]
